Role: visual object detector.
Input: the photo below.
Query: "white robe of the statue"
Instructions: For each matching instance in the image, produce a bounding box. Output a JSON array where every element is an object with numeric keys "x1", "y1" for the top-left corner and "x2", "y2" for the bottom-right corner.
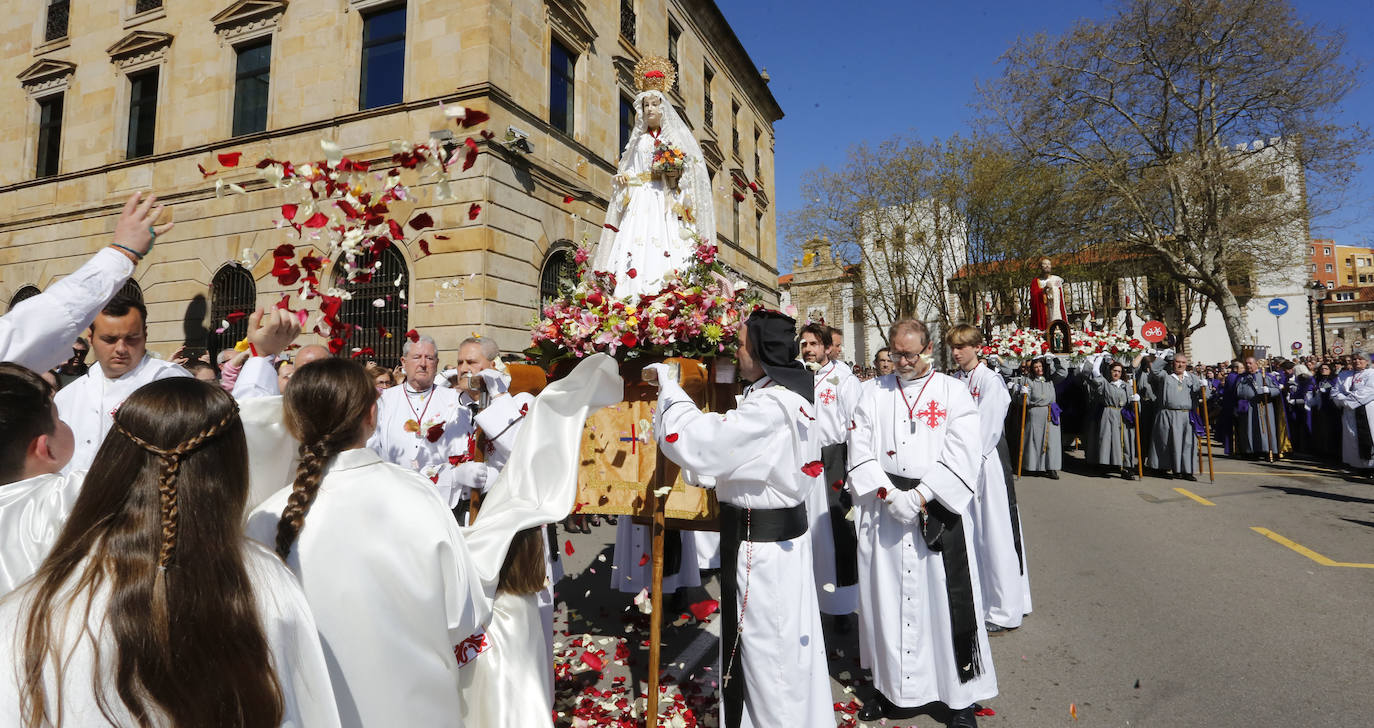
[
  {"x1": 246, "y1": 355, "x2": 622, "y2": 728},
  {"x1": 809, "y1": 359, "x2": 862, "y2": 614},
  {"x1": 0, "y1": 248, "x2": 133, "y2": 372},
  {"x1": 368, "y1": 383, "x2": 474, "y2": 506},
  {"x1": 848, "y1": 371, "x2": 998, "y2": 710},
  {"x1": 455, "y1": 390, "x2": 558, "y2": 728},
  {"x1": 954, "y1": 362, "x2": 1031, "y2": 629},
  {"x1": 0, "y1": 542, "x2": 342, "y2": 728},
  {"x1": 0, "y1": 471, "x2": 84, "y2": 596},
  {"x1": 56, "y1": 355, "x2": 190, "y2": 474},
  {"x1": 1332, "y1": 369, "x2": 1374, "y2": 469},
  {"x1": 656, "y1": 376, "x2": 833, "y2": 728},
  {"x1": 594, "y1": 132, "x2": 697, "y2": 299}
]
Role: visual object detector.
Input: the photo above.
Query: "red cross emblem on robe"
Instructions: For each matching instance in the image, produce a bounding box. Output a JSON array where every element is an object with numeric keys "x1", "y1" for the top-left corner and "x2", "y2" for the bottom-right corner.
[
  {"x1": 916, "y1": 400, "x2": 947, "y2": 428},
  {"x1": 818, "y1": 388, "x2": 837, "y2": 405}
]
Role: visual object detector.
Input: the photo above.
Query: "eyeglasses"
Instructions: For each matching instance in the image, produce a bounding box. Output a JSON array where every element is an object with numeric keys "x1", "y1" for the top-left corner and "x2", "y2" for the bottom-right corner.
[{"x1": 891, "y1": 350, "x2": 923, "y2": 363}]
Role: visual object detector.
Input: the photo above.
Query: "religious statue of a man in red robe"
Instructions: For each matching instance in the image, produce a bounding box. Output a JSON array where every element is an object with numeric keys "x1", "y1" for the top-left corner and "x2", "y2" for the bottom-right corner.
[{"x1": 1030, "y1": 257, "x2": 1068, "y2": 331}]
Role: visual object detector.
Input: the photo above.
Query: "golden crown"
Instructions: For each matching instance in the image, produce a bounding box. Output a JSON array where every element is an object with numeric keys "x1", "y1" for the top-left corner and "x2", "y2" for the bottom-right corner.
[{"x1": 633, "y1": 56, "x2": 676, "y2": 94}]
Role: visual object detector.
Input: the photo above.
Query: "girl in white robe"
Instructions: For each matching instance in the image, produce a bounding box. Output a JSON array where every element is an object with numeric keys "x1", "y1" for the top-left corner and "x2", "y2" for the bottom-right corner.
[
  {"x1": 247, "y1": 355, "x2": 621, "y2": 728},
  {"x1": 0, "y1": 377, "x2": 340, "y2": 728}
]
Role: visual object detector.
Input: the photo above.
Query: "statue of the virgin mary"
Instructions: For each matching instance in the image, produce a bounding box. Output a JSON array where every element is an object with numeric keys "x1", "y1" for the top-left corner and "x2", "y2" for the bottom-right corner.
[{"x1": 592, "y1": 57, "x2": 714, "y2": 300}]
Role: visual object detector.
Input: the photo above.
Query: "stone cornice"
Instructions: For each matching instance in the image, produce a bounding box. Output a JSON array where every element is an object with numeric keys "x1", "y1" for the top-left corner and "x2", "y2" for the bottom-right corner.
[
  {"x1": 545, "y1": 0, "x2": 596, "y2": 52},
  {"x1": 106, "y1": 30, "x2": 173, "y2": 70},
  {"x1": 211, "y1": 0, "x2": 287, "y2": 42},
  {"x1": 17, "y1": 59, "x2": 76, "y2": 93}
]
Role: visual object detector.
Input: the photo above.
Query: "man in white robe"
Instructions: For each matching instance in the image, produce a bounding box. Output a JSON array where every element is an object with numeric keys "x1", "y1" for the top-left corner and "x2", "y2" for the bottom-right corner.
[
  {"x1": 367, "y1": 334, "x2": 474, "y2": 507},
  {"x1": 850, "y1": 319, "x2": 996, "y2": 727},
  {"x1": 800, "y1": 322, "x2": 861, "y2": 619},
  {"x1": 650, "y1": 310, "x2": 833, "y2": 728},
  {"x1": 0, "y1": 192, "x2": 170, "y2": 372},
  {"x1": 55, "y1": 294, "x2": 189, "y2": 474},
  {"x1": 1331, "y1": 352, "x2": 1374, "y2": 473},
  {"x1": 947, "y1": 324, "x2": 1030, "y2": 635}
]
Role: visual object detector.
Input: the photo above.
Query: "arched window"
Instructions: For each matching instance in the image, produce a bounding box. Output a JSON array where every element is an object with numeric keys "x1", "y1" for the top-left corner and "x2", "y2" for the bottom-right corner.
[
  {"x1": 208, "y1": 264, "x2": 256, "y2": 359},
  {"x1": 333, "y1": 245, "x2": 408, "y2": 364},
  {"x1": 539, "y1": 243, "x2": 577, "y2": 309},
  {"x1": 8, "y1": 285, "x2": 40, "y2": 311},
  {"x1": 118, "y1": 278, "x2": 143, "y2": 303}
]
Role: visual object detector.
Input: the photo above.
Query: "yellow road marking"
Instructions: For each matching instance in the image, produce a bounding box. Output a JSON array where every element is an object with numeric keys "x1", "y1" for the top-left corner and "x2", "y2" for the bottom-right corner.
[
  {"x1": 1173, "y1": 487, "x2": 1216, "y2": 506},
  {"x1": 1250, "y1": 527, "x2": 1374, "y2": 569}
]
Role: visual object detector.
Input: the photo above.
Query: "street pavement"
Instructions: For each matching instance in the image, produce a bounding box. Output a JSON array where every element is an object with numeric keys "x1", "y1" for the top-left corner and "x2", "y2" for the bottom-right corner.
[{"x1": 550, "y1": 451, "x2": 1374, "y2": 727}]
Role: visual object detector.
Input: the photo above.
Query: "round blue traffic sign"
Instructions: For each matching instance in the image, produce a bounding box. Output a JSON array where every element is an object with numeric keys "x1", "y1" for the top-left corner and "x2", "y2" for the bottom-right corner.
[{"x1": 1268, "y1": 298, "x2": 1289, "y2": 316}]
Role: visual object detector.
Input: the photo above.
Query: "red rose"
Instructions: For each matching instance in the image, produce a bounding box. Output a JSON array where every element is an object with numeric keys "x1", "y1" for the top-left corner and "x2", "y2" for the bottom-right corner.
[
  {"x1": 425, "y1": 422, "x2": 445, "y2": 442},
  {"x1": 801, "y1": 461, "x2": 824, "y2": 477}
]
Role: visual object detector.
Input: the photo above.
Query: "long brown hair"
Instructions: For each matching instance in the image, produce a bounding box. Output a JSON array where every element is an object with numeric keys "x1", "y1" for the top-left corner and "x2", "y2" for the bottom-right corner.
[
  {"x1": 17, "y1": 378, "x2": 283, "y2": 728},
  {"x1": 274, "y1": 357, "x2": 376, "y2": 559},
  {"x1": 497, "y1": 527, "x2": 548, "y2": 596}
]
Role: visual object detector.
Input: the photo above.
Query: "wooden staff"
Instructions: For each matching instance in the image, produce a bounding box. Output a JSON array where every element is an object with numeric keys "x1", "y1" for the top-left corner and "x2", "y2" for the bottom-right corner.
[
  {"x1": 646, "y1": 436, "x2": 669, "y2": 723},
  {"x1": 1131, "y1": 376, "x2": 1144, "y2": 479},
  {"x1": 1201, "y1": 382, "x2": 1215, "y2": 482},
  {"x1": 1016, "y1": 387, "x2": 1029, "y2": 477}
]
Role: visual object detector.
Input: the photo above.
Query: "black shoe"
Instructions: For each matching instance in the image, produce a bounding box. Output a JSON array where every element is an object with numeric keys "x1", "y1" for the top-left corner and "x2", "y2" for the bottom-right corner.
[
  {"x1": 985, "y1": 621, "x2": 1009, "y2": 635},
  {"x1": 856, "y1": 702, "x2": 883, "y2": 722},
  {"x1": 1047, "y1": 470, "x2": 1059, "y2": 479},
  {"x1": 1122, "y1": 470, "x2": 1137, "y2": 480},
  {"x1": 949, "y1": 707, "x2": 979, "y2": 728},
  {"x1": 1181, "y1": 473, "x2": 1198, "y2": 482},
  {"x1": 1160, "y1": 471, "x2": 1174, "y2": 480}
]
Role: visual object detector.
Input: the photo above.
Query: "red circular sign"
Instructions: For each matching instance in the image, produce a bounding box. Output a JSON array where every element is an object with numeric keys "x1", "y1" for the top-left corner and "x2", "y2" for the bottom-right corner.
[{"x1": 1141, "y1": 320, "x2": 1168, "y2": 344}]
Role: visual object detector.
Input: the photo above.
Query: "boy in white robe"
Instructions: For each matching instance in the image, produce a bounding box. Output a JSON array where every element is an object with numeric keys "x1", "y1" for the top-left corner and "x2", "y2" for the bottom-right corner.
[
  {"x1": 0, "y1": 365, "x2": 81, "y2": 596},
  {"x1": 649, "y1": 310, "x2": 833, "y2": 728},
  {"x1": 850, "y1": 319, "x2": 996, "y2": 727},
  {"x1": 55, "y1": 294, "x2": 189, "y2": 474},
  {"x1": 947, "y1": 324, "x2": 1031, "y2": 634}
]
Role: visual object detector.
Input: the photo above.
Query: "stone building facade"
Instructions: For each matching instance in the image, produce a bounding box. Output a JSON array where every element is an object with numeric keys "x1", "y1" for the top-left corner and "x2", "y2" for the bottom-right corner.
[{"x1": 1, "y1": 0, "x2": 782, "y2": 363}]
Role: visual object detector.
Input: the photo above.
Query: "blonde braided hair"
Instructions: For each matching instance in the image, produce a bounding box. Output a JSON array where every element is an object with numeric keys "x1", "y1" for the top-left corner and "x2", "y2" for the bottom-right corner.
[{"x1": 111, "y1": 403, "x2": 240, "y2": 569}]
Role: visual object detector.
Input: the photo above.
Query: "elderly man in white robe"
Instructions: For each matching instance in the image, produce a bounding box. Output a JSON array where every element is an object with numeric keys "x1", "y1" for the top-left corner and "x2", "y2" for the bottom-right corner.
[
  {"x1": 850, "y1": 319, "x2": 997, "y2": 727},
  {"x1": 800, "y1": 321, "x2": 862, "y2": 622},
  {"x1": 648, "y1": 309, "x2": 833, "y2": 728},
  {"x1": 1331, "y1": 351, "x2": 1374, "y2": 474},
  {"x1": 368, "y1": 334, "x2": 475, "y2": 508},
  {"x1": 946, "y1": 324, "x2": 1031, "y2": 636},
  {"x1": 55, "y1": 293, "x2": 189, "y2": 474}
]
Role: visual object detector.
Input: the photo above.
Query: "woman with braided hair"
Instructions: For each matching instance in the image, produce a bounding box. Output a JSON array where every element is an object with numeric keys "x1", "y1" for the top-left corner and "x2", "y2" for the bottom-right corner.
[{"x1": 0, "y1": 377, "x2": 339, "y2": 727}]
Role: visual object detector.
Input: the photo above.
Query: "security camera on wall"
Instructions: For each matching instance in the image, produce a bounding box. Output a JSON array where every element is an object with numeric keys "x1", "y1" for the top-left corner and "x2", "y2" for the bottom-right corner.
[{"x1": 504, "y1": 126, "x2": 533, "y2": 154}]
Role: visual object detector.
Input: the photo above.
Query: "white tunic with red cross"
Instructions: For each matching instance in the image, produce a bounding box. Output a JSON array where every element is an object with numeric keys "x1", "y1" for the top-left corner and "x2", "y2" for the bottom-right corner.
[{"x1": 807, "y1": 359, "x2": 864, "y2": 615}]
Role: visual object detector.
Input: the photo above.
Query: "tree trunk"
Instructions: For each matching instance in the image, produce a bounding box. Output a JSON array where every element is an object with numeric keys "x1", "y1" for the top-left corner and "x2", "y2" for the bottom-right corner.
[{"x1": 1212, "y1": 284, "x2": 1253, "y2": 358}]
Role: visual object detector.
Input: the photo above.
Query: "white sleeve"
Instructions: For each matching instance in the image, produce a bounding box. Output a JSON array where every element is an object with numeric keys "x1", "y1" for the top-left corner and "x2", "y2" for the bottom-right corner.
[
  {"x1": 846, "y1": 385, "x2": 887, "y2": 499},
  {"x1": 0, "y1": 248, "x2": 133, "y2": 371},
  {"x1": 655, "y1": 380, "x2": 791, "y2": 479},
  {"x1": 473, "y1": 393, "x2": 535, "y2": 463},
  {"x1": 232, "y1": 356, "x2": 280, "y2": 401}
]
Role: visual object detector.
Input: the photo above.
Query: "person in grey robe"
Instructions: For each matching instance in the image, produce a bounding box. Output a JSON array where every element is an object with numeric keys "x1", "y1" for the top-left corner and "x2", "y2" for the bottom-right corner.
[
  {"x1": 1145, "y1": 351, "x2": 1208, "y2": 480},
  {"x1": 1083, "y1": 354, "x2": 1139, "y2": 479},
  {"x1": 1012, "y1": 356, "x2": 1065, "y2": 479},
  {"x1": 1225, "y1": 356, "x2": 1282, "y2": 459}
]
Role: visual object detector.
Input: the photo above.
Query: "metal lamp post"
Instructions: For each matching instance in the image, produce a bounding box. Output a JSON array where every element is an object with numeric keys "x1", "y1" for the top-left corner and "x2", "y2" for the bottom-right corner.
[{"x1": 1307, "y1": 281, "x2": 1328, "y2": 355}]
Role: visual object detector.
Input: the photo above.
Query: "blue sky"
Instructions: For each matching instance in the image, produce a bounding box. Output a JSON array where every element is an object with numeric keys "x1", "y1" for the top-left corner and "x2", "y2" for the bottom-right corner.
[{"x1": 717, "y1": 0, "x2": 1374, "y2": 269}]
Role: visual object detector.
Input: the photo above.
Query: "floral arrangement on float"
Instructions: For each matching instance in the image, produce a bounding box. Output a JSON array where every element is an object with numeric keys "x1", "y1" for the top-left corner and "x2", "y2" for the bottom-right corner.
[
  {"x1": 983, "y1": 327, "x2": 1146, "y2": 364},
  {"x1": 529, "y1": 238, "x2": 757, "y2": 364}
]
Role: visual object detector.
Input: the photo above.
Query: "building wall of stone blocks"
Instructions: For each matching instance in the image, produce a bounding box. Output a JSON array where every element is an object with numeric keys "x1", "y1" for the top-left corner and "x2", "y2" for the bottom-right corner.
[{"x1": 0, "y1": 0, "x2": 781, "y2": 365}]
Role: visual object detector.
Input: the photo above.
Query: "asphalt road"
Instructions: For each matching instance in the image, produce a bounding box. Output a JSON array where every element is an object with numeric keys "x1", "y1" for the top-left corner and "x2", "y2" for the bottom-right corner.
[{"x1": 551, "y1": 451, "x2": 1374, "y2": 727}]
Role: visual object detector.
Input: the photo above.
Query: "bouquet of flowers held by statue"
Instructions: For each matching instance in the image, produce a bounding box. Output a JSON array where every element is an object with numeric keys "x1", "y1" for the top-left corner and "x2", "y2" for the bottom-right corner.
[{"x1": 651, "y1": 140, "x2": 686, "y2": 177}]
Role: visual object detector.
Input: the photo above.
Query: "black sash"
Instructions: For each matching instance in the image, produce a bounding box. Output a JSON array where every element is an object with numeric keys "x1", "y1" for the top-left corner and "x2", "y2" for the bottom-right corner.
[
  {"x1": 820, "y1": 442, "x2": 859, "y2": 587},
  {"x1": 719, "y1": 501, "x2": 808, "y2": 728},
  {"x1": 886, "y1": 472, "x2": 984, "y2": 684},
  {"x1": 1358, "y1": 403, "x2": 1374, "y2": 461},
  {"x1": 994, "y1": 437, "x2": 1026, "y2": 575}
]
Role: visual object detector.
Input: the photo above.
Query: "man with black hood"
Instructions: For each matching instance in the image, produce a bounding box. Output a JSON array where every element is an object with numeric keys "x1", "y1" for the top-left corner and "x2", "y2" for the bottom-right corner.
[{"x1": 646, "y1": 309, "x2": 832, "y2": 728}]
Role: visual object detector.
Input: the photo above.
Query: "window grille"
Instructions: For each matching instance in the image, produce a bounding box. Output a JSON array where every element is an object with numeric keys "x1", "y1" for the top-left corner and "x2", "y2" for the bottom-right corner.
[
  {"x1": 8, "y1": 285, "x2": 40, "y2": 311},
  {"x1": 540, "y1": 245, "x2": 578, "y2": 309},
  {"x1": 208, "y1": 265, "x2": 256, "y2": 360},
  {"x1": 135, "y1": 0, "x2": 162, "y2": 13},
  {"x1": 333, "y1": 245, "x2": 408, "y2": 364},
  {"x1": 619, "y1": 0, "x2": 636, "y2": 43},
  {"x1": 119, "y1": 278, "x2": 143, "y2": 303},
  {"x1": 44, "y1": 0, "x2": 69, "y2": 42}
]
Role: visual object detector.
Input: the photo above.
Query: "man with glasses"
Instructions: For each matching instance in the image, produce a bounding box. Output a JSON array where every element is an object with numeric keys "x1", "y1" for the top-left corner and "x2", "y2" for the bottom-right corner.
[
  {"x1": 368, "y1": 334, "x2": 473, "y2": 508},
  {"x1": 848, "y1": 319, "x2": 997, "y2": 726},
  {"x1": 54, "y1": 338, "x2": 89, "y2": 389}
]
